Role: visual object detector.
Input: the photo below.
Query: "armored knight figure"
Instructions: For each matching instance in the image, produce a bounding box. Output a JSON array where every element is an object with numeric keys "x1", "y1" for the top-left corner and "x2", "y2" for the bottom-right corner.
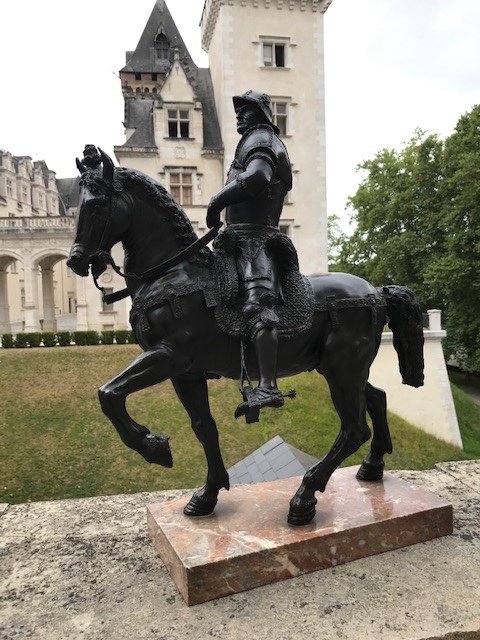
[{"x1": 206, "y1": 90, "x2": 295, "y2": 421}]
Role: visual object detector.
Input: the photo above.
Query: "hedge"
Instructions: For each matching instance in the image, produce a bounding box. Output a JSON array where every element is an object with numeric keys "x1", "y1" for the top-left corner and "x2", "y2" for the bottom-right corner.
[
  {"x1": 42, "y1": 332, "x2": 57, "y2": 347},
  {"x1": 14, "y1": 333, "x2": 29, "y2": 348},
  {"x1": 101, "y1": 330, "x2": 115, "y2": 345},
  {"x1": 114, "y1": 330, "x2": 129, "y2": 344},
  {"x1": 25, "y1": 332, "x2": 42, "y2": 348},
  {"x1": 1, "y1": 333, "x2": 14, "y2": 348},
  {"x1": 1, "y1": 329, "x2": 136, "y2": 348},
  {"x1": 57, "y1": 331, "x2": 71, "y2": 346},
  {"x1": 72, "y1": 331, "x2": 100, "y2": 346}
]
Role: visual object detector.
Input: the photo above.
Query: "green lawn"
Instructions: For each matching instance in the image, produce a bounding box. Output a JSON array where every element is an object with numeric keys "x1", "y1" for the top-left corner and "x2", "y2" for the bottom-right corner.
[{"x1": 1, "y1": 345, "x2": 478, "y2": 504}]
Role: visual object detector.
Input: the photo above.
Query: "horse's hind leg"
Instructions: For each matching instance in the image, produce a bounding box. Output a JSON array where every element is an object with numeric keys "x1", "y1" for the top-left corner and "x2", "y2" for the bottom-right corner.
[
  {"x1": 98, "y1": 344, "x2": 179, "y2": 467},
  {"x1": 356, "y1": 382, "x2": 393, "y2": 481},
  {"x1": 172, "y1": 374, "x2": 230, "y2": 517}
]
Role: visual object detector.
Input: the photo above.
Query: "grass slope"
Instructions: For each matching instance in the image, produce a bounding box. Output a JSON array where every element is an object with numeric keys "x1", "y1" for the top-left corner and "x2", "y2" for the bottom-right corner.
[{"x1": 0, "y1": 346, "x2": 477, "y2": 504}]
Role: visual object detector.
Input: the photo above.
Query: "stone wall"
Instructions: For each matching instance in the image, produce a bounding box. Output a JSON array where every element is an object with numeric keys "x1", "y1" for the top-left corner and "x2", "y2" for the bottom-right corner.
[{"x1": 369, "y1": 309, "x2": 462, "y2": 448}]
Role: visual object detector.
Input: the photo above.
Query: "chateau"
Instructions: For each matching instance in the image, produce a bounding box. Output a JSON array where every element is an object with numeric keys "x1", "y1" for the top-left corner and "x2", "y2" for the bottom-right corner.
[{"x1": 0, "y1": 0, "x2": 331, "y2": 334}]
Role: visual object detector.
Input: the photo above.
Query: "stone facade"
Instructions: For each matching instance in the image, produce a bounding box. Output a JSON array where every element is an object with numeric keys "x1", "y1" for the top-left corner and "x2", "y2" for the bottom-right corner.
[
  {"x1": 0, "y1": 150, "x2": 130, "y2": 334},
  {"x1": 0, "y1": 151, "x2": 76, "y2": 332},
  {"x1": 115, "y1": 0, "x2": 332, "y2": 273},
  {"x1": 0, "y1": 0, "x2": 333, "y2": 334}
]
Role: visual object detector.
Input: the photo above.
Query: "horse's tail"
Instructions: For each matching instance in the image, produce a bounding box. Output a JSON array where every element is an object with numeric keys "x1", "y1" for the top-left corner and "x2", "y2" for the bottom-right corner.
[{"x1": 380, "y1": 285, "x2": 425, "y2": 388}]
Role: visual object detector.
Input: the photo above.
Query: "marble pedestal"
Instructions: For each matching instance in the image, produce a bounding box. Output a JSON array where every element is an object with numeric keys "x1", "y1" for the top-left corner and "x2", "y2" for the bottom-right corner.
[{"x1": 147, "y1": 466, "x2": 453, "y2": 605}]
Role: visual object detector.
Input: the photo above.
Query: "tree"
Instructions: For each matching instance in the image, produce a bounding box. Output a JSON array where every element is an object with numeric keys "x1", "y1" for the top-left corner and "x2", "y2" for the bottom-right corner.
[
  {"x1": 426, "y1": 105, "x2": 480, "y2": 371},
  {"x1": 336, "y1": 105, "x2": 480, "y2": 371},
  {"x1": 327, "y1": 213, "x2": 347, "y2": 266},
  {"x1": 333, "y1": 130, "x2": 445, "y2": 307}
]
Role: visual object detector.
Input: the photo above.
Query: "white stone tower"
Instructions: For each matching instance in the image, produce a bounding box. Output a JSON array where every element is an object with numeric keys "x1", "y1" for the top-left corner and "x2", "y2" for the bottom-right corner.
[{"x1": 201, "y1": 0, "x2": 332, "y2": 273}]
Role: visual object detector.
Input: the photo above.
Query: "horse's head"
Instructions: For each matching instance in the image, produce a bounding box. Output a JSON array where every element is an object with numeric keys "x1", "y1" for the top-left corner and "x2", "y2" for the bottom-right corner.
[{"x1": 67, "y1": 145, "x2": 130, "y2": 278}]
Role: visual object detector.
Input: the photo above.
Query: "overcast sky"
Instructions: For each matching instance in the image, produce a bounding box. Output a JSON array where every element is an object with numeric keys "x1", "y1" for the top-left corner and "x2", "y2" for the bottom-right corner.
[{"x1": 1, "y1": 0, "x2": 479, "y2": 229}]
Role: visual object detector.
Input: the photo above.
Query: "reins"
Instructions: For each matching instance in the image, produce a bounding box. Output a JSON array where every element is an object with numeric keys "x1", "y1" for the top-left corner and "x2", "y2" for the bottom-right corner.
[{"x1": 91, "y1": 223, "x2": 222, "y2": 304}]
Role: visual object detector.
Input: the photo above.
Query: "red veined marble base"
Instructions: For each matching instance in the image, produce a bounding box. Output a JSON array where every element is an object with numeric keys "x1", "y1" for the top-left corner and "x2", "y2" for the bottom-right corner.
[{"x1": 147, "y1": 466, "x2": 453, "y2": 605}]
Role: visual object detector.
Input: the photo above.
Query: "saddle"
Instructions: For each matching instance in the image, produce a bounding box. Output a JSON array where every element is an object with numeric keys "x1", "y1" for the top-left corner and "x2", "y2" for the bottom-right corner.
[
  {"x1": 213, "y1": 229, "x2": 314, "y2": 340},
  {"x1": 130, "y1": 231, "x2": 315, "y2": 340}
]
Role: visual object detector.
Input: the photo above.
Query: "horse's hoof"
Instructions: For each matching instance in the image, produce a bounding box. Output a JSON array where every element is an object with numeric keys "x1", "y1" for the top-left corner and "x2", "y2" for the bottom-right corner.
[
  {"x1": 140, "y1": 434, "x2": 173, "y2": 467},
  {"x1": 184, "y1": 493, "x2": 217, "y2": 517},
  {"x1": 287, "y1": 497, "x2": 317, "y2": 526},
  {"x1": 356, "y1": 460, "x2": 384, "y2": 482}
]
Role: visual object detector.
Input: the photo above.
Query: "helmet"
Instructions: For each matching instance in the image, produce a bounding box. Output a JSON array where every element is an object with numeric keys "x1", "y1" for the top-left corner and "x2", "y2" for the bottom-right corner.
[{"x1": 232, "y1": 90, "x2": 280, "y2": 134}]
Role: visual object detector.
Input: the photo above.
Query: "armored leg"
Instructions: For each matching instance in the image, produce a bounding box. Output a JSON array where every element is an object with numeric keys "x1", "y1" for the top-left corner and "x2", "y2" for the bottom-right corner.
[{"x1": 235, "y1": 280, "x2": 286, "y2": 421}]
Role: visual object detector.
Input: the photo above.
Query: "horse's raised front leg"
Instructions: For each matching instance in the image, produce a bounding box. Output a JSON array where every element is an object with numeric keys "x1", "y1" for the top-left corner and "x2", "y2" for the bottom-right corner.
[
  {"x1": 172, "y1": 374, "x2": 230, "y2": 517},
  {"x1": 98, "y1": 343, "x2": 180, "y2": 466}
]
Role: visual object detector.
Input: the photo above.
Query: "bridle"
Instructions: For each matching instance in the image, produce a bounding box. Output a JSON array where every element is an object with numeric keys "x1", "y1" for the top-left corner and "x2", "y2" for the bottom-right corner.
[{"x1": 86, "y1": 177, "x2": 221, "y2": 304}]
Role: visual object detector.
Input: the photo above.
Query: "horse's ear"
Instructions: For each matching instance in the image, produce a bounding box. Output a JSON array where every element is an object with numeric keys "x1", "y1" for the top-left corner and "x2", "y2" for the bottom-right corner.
[
  {"x1": 98, "y1": 148, "x2": 115, "y2": 182},
  {"x1": 76, "y1": 158, "x2": 88, "y2": 175}
]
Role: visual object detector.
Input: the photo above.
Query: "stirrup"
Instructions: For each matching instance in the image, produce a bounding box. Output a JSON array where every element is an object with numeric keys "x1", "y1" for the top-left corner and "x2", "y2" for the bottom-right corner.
[{"x1": 234, "y1": 386, "x2": 296, "y2": 424}]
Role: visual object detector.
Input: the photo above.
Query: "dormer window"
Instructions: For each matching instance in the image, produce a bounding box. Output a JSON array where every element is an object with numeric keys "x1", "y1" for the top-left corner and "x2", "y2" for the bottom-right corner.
[
  {"x1": 168, "y1": 109, "x2": 190, "y2": 138},
  {"x1": 155, "y1": 33, "x2": 170, "y2": 60}
]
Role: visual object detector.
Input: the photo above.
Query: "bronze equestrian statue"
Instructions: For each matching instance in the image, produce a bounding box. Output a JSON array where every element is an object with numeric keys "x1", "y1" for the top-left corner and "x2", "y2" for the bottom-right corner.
[
  {"x1": 67, "y1": 104, "x2": 424, "y2": 526},
  {"x1": 207, "y1": 91, "x2": 295, "y2": 422}
]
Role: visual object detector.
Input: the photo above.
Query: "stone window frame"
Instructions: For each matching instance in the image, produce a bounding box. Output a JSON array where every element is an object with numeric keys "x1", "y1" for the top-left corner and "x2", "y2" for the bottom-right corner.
[
  {"x1": 279, "y1": 218, "x2": 296, "y2": 237},
  {"x1": 6, "y1": 178, "x2": 13, "y2": 198},
  {"x1": 169, "y1": 171, "x2": 193, "y2": 206},
  {"x1": 102, "y1": 288, "x2": 114, "y2": 312},
  {"x1": 270, "y1": 98, "x2": 290, "y2": 137},
  {"x1": 256, "y1": 35, "x2": 294, "y2": 69},
  {"x1": 166, "y1": 106, "x2": 192, "y2": 139}
]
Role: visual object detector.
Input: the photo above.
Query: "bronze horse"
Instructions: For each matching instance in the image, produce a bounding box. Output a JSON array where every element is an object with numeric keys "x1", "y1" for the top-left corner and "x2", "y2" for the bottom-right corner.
[{"x1": 67, "y1": 149, "x2": 424, "y2": 526}]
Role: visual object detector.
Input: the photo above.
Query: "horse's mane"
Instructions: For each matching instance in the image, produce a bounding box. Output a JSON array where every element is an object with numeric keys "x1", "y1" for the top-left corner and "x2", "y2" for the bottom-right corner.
[{"x1": 89, "y1": 166, "x2": 212, "y2": 267}]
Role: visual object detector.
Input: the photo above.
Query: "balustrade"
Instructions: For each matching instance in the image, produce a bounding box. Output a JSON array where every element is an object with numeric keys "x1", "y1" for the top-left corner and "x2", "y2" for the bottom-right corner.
[{"x1": 0, "y1": 217, "x2": 76, "y2": 232}]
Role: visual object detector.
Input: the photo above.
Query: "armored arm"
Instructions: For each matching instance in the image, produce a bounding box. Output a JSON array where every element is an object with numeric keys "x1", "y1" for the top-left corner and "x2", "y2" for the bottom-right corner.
[{"x1": 206, "y1": 158, "x2": 274, "y2": 229}]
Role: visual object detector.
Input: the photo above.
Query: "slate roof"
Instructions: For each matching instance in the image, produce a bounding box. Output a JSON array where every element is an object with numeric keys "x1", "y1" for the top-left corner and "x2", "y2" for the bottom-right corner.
[
  {"x1": 121, "y1": 0, "x2": 194, "y2": 74},
  {"x1": 119, "y1": 0, "x2": 222, "y2": 152},
  {"x1": 228, "y1": 435, "x2": 319, "y2": 485},
  {"x1": 124, "y1": 99, "x2": 157, "y2": 148},
  {"x1": 56, "y1": 177, "x2": 80, "y2": 215}
]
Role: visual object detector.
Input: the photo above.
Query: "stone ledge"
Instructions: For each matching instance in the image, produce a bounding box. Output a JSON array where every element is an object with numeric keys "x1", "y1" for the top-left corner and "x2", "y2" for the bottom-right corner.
[{"x1": 1, "y1": 461, "x2": 479, "y2": 640}]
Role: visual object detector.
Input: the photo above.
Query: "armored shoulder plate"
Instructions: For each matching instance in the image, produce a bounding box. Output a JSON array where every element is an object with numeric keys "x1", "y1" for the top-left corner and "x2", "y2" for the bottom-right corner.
[{"x1": 237, "y1": 125, "x2": 292, "y2": 191}]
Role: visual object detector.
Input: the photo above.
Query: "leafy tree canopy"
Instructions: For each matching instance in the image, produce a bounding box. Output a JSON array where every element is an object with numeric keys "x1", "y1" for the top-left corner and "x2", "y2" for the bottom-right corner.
[{"x1": 330, "y1": 105, "x2": 480, "y2": 371}]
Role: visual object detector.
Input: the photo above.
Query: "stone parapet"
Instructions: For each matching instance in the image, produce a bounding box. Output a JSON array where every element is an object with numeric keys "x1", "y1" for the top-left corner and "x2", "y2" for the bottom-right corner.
[{"x1": 1, "y1": 460, "x2": 479, "y2": 639}]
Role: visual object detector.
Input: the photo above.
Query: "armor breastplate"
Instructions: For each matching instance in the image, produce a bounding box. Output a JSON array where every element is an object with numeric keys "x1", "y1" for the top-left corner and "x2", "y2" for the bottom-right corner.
[{"x1": 225, "y1": 125, "x2": 292, "y2": 227}]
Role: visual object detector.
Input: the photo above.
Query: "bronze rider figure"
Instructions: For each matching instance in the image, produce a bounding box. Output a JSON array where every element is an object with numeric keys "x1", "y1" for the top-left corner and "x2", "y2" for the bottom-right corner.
[{"x1": 206, "y1": 90, "x2": 294, "y2": 421}]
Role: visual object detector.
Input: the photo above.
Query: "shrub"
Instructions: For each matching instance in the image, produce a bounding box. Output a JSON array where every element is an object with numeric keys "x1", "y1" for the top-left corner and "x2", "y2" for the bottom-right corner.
[
  {"x1": 14, "y1": 333, "x2": 29, "y2": 348},
  {"x1": 57, "y1": 331, "x2": 71, "y2": 347},
  {"x1": 72, "y1": 331, "x2": 87, "y2": 346},
  {"x1": 85, "y1": 331, "x2": 100, "y2": 345},
  {"x1": 114, "y1": 330, "x2": 129, "y2": 344},
  {"x1": 25, "y1": 332, "x2": 42, "y2": 348},
  {"x1": 127, "y1": 330, "x2": 137, "y2": 344},
  {"x1": 42, "y1": 332, "x2": 56, "y2": 347},
  {"x1": 73, "y1": 331, "x2": 100, "y2": 346},
  {"x1": 101, "y1": 330, "x2": 114, "y2": 345},
  {"x1": 1, "y1": 333, "x2": 14, "y2": 348}
]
